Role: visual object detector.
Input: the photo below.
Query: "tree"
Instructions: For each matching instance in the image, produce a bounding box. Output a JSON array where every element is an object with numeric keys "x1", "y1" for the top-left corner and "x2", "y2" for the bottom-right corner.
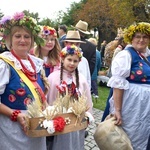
[
  {"x1": 70, "y1": 0, "x2": 149, "y2": 49},
  {"x1": 0, "y1": 9, "x2": 4, "y2": 20}
]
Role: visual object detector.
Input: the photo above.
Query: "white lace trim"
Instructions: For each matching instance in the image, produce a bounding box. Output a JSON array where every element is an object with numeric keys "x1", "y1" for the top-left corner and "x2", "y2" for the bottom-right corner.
[{"x1": 0, "y1": 52, "x2": 44, "y2": 73}]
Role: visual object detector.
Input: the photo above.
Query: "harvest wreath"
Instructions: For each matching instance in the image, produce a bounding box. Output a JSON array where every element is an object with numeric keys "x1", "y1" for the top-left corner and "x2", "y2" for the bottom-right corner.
[{"x1": 26, "y1": 90, "x2": 90, "y2": 137}]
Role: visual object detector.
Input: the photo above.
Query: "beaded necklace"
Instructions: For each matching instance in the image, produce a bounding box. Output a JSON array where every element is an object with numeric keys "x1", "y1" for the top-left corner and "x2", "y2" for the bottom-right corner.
[{"x1": 11, "y1": 50, "x2": 37, "y2": 81}]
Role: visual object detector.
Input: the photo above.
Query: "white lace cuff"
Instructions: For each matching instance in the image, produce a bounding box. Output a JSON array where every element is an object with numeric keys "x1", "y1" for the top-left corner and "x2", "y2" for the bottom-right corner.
[{"x1": 107, "y1": 76, "x2": 129, "y2": 90}]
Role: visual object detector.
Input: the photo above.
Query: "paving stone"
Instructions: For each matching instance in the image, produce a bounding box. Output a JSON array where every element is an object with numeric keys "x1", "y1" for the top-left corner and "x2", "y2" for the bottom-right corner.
[{"x1": 84, "y1": 108, "x2": 103, "y2": 150}]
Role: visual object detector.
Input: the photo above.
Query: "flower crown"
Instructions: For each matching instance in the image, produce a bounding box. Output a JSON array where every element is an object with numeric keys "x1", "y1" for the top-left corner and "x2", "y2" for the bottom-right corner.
[
  {"x1": 0, "y1": 12, "x2": 44, "y2": 45},
  {"x1": 60, "y1": 44, "x2": 83, "y2": 59},
  {"x1": 41, "y1": 26, "x2": 57, "y2": 37},
  {"x1": 124, "y1": 22, "x2": 150, "y2": 43}
]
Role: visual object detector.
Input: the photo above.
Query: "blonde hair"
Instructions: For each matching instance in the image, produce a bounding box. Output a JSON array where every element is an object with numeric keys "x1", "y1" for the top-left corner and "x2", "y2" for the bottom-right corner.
[
  {"x1": 88, "y1": 38, "x2": 97, "y2": 46},
  {"x1": 34, "y1": 38, "x2": 61, "y2": 66},
  {"x1": 5, "y1": 26, "x2": 34, "y2": 50}
]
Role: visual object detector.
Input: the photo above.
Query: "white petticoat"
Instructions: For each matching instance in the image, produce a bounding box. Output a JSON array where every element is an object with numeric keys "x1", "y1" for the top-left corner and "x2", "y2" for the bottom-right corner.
[
  {"x1": 0, "y1": 111, "x2": 46, "y2": 150},
  {"x1": 109, "y1": 83, "x2": 150, "y2": 150}
]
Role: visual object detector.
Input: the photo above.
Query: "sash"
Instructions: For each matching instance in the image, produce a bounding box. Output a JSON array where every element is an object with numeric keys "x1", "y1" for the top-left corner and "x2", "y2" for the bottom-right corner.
[{"x1": 0, "y1": 56, "x2": 43, "y2": 107}]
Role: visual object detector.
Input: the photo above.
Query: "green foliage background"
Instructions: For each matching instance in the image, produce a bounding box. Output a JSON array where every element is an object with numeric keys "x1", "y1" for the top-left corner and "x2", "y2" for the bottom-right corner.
[{"x1": 93, "y1": 85, "x2": 110, "y2": 111}]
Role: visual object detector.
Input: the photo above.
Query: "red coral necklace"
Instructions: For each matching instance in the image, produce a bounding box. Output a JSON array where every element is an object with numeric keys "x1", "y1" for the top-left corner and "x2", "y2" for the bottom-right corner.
[{"x1": 11, "y1": 50, "x2": 37, "y2": 81}]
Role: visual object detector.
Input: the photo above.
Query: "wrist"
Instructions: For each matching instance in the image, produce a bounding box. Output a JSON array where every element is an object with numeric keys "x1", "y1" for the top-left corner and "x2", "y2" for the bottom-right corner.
[{"x1": 10, "y1": 110, "x2": 21, "y2": 122}]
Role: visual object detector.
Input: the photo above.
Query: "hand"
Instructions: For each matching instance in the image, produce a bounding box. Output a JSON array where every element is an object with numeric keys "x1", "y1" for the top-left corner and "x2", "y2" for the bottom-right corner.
[
  {"x1": 114, "y1": 110, "x2": 122, "y2": 125},
  {"x1": 17, "y1": 113, "x2": 28, "y2": 132},
  {"x1": 85, "y1": 111, "x2": 95, "y2": 125}
]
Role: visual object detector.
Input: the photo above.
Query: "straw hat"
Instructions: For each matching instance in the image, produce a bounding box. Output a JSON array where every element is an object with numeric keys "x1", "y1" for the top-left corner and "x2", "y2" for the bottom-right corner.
[
  {"x1": 63, "y1": 30, "x2": 85, "y2": 43},
  {"x1": 71, "y1": 20, "x2": 90, "y2": 34}
]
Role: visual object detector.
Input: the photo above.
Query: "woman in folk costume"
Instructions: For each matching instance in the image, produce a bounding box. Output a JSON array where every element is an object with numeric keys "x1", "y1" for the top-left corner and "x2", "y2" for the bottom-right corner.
[
  {"x1": 0, "y1": 12, "x2": 49, "y2": 150},
  {"x1": 107, "y1": 22, "x2": 150, "y2": 150},
  {"x1": 34, "y1": 26, "x2": 61, "y2": 77},
  {"x1": 46, "y1": 45, "x2": 94, "y2": 150}
]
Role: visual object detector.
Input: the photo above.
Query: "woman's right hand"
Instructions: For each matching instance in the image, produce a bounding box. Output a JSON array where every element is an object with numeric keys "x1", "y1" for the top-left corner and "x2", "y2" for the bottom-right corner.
[{"x1": 114, "y1": 110, "x2": 122, "y2": 125}]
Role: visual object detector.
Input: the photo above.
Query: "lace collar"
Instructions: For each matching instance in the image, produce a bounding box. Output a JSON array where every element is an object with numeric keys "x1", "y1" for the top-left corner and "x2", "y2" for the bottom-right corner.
[{"x1": 0, "y1": 52, "x2": 44, "y2": 73}]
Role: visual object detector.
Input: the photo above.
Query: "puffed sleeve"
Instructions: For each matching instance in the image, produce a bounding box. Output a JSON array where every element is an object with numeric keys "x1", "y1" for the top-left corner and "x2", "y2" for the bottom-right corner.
[
  {"x1": 107, "y1": 50, "x2": 131, "y2": 89},
  {"x1": 0, "y1": 59, "x2": 10, "y2": 102}
]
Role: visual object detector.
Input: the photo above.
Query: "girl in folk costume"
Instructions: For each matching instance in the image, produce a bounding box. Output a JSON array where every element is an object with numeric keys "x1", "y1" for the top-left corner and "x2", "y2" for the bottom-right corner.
[
  {"x1": 34, "y1": 26, "x2": 61, "y2": 77},
  {"x1": 47, "y1": 45, "x2": 94, "y2": 150},
  {"x1": 0, "y1": 12, "x2": 49, "y2": 150}
]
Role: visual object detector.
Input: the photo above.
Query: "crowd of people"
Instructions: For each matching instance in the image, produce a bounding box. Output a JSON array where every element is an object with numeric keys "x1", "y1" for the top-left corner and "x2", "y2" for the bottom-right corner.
[{"x1": 0, "y1": 11, "x2": 149, "y2": 150}]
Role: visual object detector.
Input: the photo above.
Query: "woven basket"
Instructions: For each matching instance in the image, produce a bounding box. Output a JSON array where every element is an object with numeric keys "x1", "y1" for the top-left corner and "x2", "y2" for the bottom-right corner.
[{"x1": 26, "y1": 112, "x2": 88, "y2": 137}]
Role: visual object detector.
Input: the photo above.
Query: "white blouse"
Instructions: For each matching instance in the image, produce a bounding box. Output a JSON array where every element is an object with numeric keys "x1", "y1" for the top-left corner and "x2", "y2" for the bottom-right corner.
[
  {"x1": 107, "y1": 47, "x2": 150, "y2": 90},
  {"x1": 0, "y1": 52, "x2": 44, "y2": 96}
]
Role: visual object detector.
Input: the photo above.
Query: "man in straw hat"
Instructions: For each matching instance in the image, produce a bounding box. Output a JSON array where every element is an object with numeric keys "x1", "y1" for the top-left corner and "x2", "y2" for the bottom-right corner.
[
  {"x1": 71, "y1": 20, "x2": 96, "y2": 76},
  {"x1": 63, "y1": 30, "x2": 91, "y2": 88}
]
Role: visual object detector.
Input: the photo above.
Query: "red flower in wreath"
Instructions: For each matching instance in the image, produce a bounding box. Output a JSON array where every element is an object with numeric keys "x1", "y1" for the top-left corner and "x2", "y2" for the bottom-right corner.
[{"x1": 53, "y1": 117, "x2": 66, "y2": 132}]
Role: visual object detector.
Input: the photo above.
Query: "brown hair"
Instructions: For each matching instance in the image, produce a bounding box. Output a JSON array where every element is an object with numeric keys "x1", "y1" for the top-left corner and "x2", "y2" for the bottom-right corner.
[
  {"x1": 5, "y1": 26, "x2": 34, "y2": 50},
  {"x1": 34, "y1": 38, "x2": 61, "y2": 66}
]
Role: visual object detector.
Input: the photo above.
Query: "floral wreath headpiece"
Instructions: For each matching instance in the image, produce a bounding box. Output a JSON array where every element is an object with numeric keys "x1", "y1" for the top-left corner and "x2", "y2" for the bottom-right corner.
[
  {"x1": 41, "y1": 26, "x2": 57, "y2": 37},
  {"x1": 0, "y1": 12, "x2": 44, "y2": 45},
  {"x1": 60, "y1": 44, "x2": 83, "y2": 59},
  {"x1": 124, "y1": 22, "x2": 150, "y2": 44}
]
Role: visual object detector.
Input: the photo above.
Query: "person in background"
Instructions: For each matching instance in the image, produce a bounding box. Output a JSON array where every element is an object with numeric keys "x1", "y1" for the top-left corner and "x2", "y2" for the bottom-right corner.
[
  {"x1": 88, "y1": 38, "x2": 101, "y2": 99},
  {"x1": 0, "y1": 37, "x2": 9, "y2": 53},
  {"x1": 46, "y1": 45, "x2": 94, "y2": 150},
  {"x1": 58, "y1": 24, "x2": 67, "y2": 49},
  {"x1": 33, "y1": 26, "x2": 61, "y2": 150},
  {"x1": 100, "y1": 40, "x2": 107, "y2": 58},
  {"x1": 71, "y1": 20, "x2": 96, "y2": 76},
  {"x1": 0, "y1": 12, "x2": 49, "y2": 150},
  {"x1": 107, "y1": 36, "x2": 127, "y2": 78},
  {"x1": 107, "y1": 22, "x2": 150, "y2": 150},
  {"x1": 63, "y1": 30, "x2": 91, "y2": 88},
  {"x1": 101, "y1": 37, "x2": 126, "y2": 121},
  {"x1": 34, "y1": 26, "x2": 61, "y2": 77}
]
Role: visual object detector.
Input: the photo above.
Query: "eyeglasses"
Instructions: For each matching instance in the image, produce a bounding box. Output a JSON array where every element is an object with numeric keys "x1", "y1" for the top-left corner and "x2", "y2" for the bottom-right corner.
[{"x1": 134, "y1": 35, "x2": 149, "y2": 40}]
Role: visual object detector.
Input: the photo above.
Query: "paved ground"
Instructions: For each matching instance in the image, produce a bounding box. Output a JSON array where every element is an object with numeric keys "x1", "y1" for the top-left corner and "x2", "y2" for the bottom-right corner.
[{"x1": 84, "y1": 108, "x2": 104, "y2": 150}]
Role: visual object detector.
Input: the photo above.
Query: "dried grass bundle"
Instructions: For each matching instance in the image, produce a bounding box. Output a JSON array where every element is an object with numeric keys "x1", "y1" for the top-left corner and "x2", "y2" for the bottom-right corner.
[
  {"x1": 27, "y1": 89, "x2": 88, "y2": 121},
  {"x1": 42, "y1": 106, "x2": 58, "y2": 120},
  {"x1": 26, "y1": 99, "x2": 43, "y2": 118},
  {"x1": 69, "y1": 93, "x2": 88, "y2": 117}
]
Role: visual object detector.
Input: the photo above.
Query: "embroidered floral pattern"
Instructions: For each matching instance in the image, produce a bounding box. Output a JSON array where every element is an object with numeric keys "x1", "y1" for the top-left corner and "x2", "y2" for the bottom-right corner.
[
  {"x1": 24, "y1": 97, "x2": 32, "y2": 105},
  {"x1": 8, "y1": 79, "x2": 33, "y2": 104},
  {"x1": 16, "y1": 88, "x2": 26, "y2": 96},
  {"x1": 129, "y1": 62, "x2": 147, "y2": 82},
  {"x1": 8, "y1": 94, "x2": 16, "y2": 102}
]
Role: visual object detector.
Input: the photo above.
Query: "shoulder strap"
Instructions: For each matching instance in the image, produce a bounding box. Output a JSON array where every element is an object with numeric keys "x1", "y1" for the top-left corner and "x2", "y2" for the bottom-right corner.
[{"x1": 0, "y1": 56, "x2": 42, "y2": 107}]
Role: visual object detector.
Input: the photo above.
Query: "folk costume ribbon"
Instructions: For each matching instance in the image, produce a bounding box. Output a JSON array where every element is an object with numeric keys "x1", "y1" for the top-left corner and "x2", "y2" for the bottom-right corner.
[{"x1": 0, "y1": 56, "x2": 45, "y2": 107}]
